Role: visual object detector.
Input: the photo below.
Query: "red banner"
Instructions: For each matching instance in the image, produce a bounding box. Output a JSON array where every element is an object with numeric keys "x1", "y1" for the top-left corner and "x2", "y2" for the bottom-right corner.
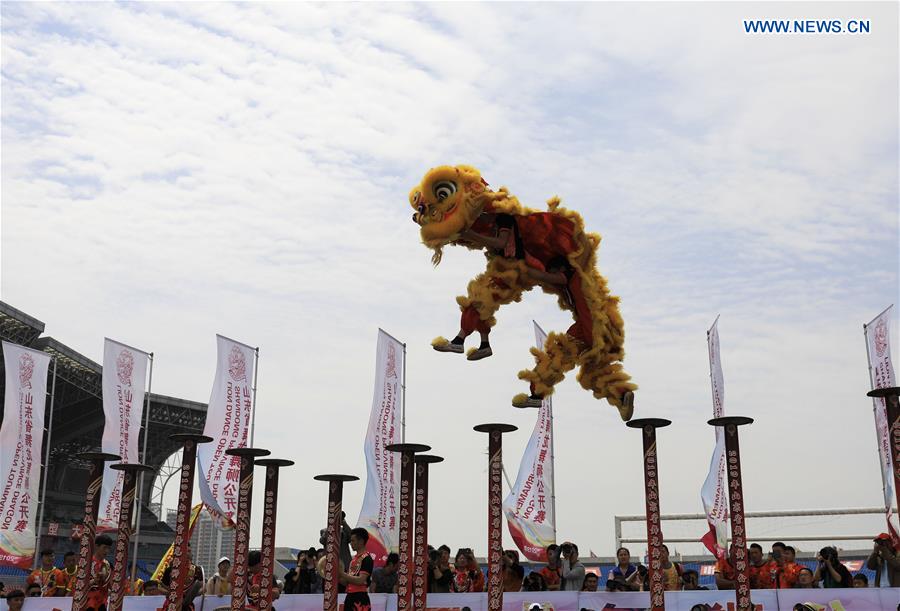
[
  {"x1": 640, "y1": 425, "x2": 664, "y2": 611},
  {"x1": 487, "y1": 431, "x2": 503, "y2": 611},
  {"x1": 230, "y1": 453, "x2": 257, "y2": 611},
  {"x1": 397, "y1": 453, "x2": 414, "y2": 611},
  {"x1": 108, "y1": 468, "x2": 140, "y2": 611},
  {"x1": 724, "y1": 424, "x2": 751, "y2": 611}
]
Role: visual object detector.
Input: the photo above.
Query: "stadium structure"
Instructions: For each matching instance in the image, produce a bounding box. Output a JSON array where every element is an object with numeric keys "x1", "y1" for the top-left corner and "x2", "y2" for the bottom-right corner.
[{"x1": 0, "y1": 300, "x2": 207, "y2": 580}]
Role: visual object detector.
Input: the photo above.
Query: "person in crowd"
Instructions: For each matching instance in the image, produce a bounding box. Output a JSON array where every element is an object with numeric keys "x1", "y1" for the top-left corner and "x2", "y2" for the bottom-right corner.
[
  {"x1": 748, "y1": 543, "x2": 774, "y2": 589},
  {"x1": 867, "y1": 532, "x2": 900, "y2": 587},
  {"x1": 27, "y1": 549, "x2": 65, "y2": 596},
  {"x1": 781, "y1": 546, "x2": 804, "y2": 587},
  {"x1": 58, "y1": 551, "x2": 78, "y2": 596},
  {"x1": 319, "y1": 512, "x2": 353, "y2": 571},
  {"x1": 763, "y1": 542, "x2": 801, "y2": 588},
  {"x1": 714, "y1": 546, "x2": 737, "y2": 590},
  {"x1": 26, "y1": 583, "x2": 42, "y2": 597},
  {"x1": 161, "y1": 545, "x2": 204, "y2": 610},
  {"x1": 337, "y1": 528, "x2": 374, "y2": 611},
  {"x1": 371, "y1": 552, "x2": 400, "y2": 593},
  {"x1": 86, "y1": 534, "x2": 113, "y2": 611},
  {"x1": 205, "y1": 556, "x2": 232, "y2": 596},
  {"x1": 794, "y1": 567, "x2": 817, "y2": 589},
  {"x1": 522, "y1": 571, "x2": 547, "y2": 592},
  {"x1": 770, "y1": 542, "x2": 786, "y2": 561},
  {"x1": 852, "y1": 573, "x2": 868, "y2": 588},
  {"x1": 559, "y1": 542, "x2": 585, "y2": 591},
  {"x1": 605, "y1": 574, "x2": 628, "y2": 592},
  {"x1": 659, "y1": 545, "x2": 683, "y2": 591},
  {"x1": 284, "y1": 548, "x2": 318, "y2": 594},
  {"x1": 4, "y1": 589, "x2": 25, "y2": 611},
  {"x1": 580, "y1": 573, "x2": 598, "y2": 592},
  {"x1": 430, "y1": 546, "x2": 453, "y2": 593},
  {"x1": 245, "y1": 550, "x2": 265, "y2": 610},
  {"x1": 813, "y1": 546, "x2": 852, "y2": 588},
  {"x1": 539, "y1": 544, "x2": 561, "y2": 591},
  {"x1": 452, "y1": 548, "x2": 484, "y2": 593},
  {"x1": 502, "y1": 550, "x2": 524, "y2": 592},
  {"x1": 607, "y1": 547, "x2": 640, "y2": 592},
  {"x1": 681, "y1": 569, "x2": 706, "y2": 591},
  {"x1": 143, "y1": 580, "x2": 164, "y2": 596}
]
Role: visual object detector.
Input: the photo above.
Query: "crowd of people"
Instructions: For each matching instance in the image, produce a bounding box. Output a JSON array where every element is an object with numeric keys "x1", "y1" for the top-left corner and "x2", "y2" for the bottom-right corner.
[{"x1": 1, "y1": 531, "x2": 897, "y2": 609}]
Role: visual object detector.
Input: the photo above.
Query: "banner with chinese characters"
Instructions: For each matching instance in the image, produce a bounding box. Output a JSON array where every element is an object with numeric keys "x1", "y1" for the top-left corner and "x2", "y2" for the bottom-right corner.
[
  {"x1": 700, "y1": 317, "x2": 728, "y2": 559},
  {"x1": 198, "y1": 335, "x2": 256, "y2": 525},
  {"x1": 502, "y1": 323, "x2": 555, "y2": 562},
  {"x1": 864, "y1": 306, "x2": 899, "y2": 541},
  {"x1": 98, "y1": 338, "x2": 150, "y2": 531},
  {"x1": 355, "y1": 329, "x2": 403, "y2": 564},
  {"x1": 0, "y1": 341, "x2": 51, "y2": 569}
]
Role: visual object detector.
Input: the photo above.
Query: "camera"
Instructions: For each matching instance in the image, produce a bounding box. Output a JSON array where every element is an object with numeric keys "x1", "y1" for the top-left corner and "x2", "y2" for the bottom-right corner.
[
  {"x1": 559, "y1": 543, "x2": 573, "y2": 556},
  {"x1": 637, "y1": 564, "x2": 649, "y2": 577}
]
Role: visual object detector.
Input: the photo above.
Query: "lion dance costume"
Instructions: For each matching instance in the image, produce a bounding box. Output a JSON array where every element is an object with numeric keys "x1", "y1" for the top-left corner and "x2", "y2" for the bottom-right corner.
[{"x1": 409, "y1": 165, "x2": 637, "y2": 421}]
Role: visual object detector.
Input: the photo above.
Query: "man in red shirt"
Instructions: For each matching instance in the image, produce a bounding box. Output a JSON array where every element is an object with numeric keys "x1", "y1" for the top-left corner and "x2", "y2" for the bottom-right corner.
[
  {"x1": 86, "y1": 534, "x2": 113, "y2": 611},
  {"x1": 747, "y1": 544, "x2": 775, "y2": 589},
  {"x1": 339, "y1": 528, "x2": 374, "y2": 611},
  {"x1": 539, "y1": 545, "x2": 561, "y2": 591}
]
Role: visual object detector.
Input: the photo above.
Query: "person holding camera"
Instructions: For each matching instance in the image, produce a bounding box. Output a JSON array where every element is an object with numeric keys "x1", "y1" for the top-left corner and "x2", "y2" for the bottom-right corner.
[
  {"x1": 866, "y1": 532, "x2": 900, "y2": 587},
  {"x1": 430, "y1": 546, "x2": 453, "y2": 593},
  {"x1": 558, "y1": 542, "x2": 585, "y2": 591},
  {"x1": 681, "y1": 569, "x2": 706, "y2": 591},
  {"x1": 812, "y1": 546, "x2": 851, "y2": 588}
]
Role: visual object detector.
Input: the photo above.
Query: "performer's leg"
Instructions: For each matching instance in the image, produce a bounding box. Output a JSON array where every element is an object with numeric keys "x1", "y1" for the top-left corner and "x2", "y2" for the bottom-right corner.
[
  {"x1": 513, "y1": 331, "x2": 581, "y2": 408},
  {"x1": 576, "y1": 354, "x2": 637, "y2": 421}
]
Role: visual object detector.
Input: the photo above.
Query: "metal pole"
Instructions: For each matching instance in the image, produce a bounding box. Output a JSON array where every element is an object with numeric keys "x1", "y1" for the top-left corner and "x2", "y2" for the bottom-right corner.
[
  {"x1": 256, "y1": 459, "x2": 294, "y2": 611},
  {"x1": 412, "y1": 455, "x2": 443, "y2": 611},
  {"x1": 250, "y1": 347, "x2": 260, "y2": 447},
  {"x1": 548, "y1": 394, "x2": 557, "y2": 544},
  {"x1": 131, "y1": 352, "x2": 154, "y2": 585},
  {"x1": 314, "y1": 474, "x2": 360, "y2": 611},
  {"x1": 402, "y1": 341, "x2": 407, "y2": 443},
  {"x1": 33, "y1": 357, "x2": 57, "y2": 567}
]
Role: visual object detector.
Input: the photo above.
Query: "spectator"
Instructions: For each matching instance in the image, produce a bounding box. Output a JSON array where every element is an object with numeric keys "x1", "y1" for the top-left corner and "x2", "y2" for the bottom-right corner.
[
  {"x1": 371, "y1": 552, "x2": 400, "y2": 594},
  {"x1": 794, "y1": 567, "x2": 816, "y2": 589},
  {"x1": 748, "y1": 543, "x2": 774, "y2": 589},
  {"x1": 765, "y1": 543, "x2": 801, "y2": 589},
  {"x1": 4, "y1": 589, "x2": 25, "y2": 611},
  {"x1": 523, "y1": 572, "x2": 547, "y2": 592},
  {"x1": 452, "y1": 549, "x2": 484, "y2": 593},
  {"x1": 866, "y1": 533, "x2": 900, "y2": 587},
  {"x1": 319, "y1": 512, "x2": 353, "y2": 571},
  {"x1": 430, "y1": 545, "x2": 452, "y2": 593},
  {"x1": 770, "y1": 541, "x2": 786, "y2": 561},
  {"x1": 338, "y1": 528, "x2": 375, "y2": 611},
  {"x1": 206, "y1": 556, "x2": 232, "y2": 596},
  {"x1": 162, "y1": 545, "x2": 204, "y2": 610},
  {"x1": 143, "y1": 580, "x2": 164, "y2": 596},
  {"x1": 539, "y1": 544, "x2": 561, "y2": 591},
  {"x1": 852, "y1": 573, "x2": 868, "y2": 588},
  {"x1": 607, "y1": 547, "x2": 640, "y2": 592},
  {"x1": 606, "y1": 574, "x2": 628, "y2": 593},
  {"x1": 681, "y1": 569, "x2": 706, "y2": 591},
  {"x1": 502, "y1": 550, "x2": 524, "y2": 592},
  {"x1": 26, "y1": 583, "x2": 42, "y2": 597},
  {"x1": 714, "y1": 548, "x2": 736, "y2": 590},
  {"x1": 286, "y1": 548, "x2": 320, "y2": 594},
  {"x1": 581, "y1": 573, "x2": 598, "y2": 592},
  {"x1": 813, "y1": 546, "x2": 852, "y2": 588},
  {"x1": 559, "y1": 542, "x2": 585, "y2": 591},
  {"x1": 659, "y1": 545, "x2": 683, "y2": 591}
]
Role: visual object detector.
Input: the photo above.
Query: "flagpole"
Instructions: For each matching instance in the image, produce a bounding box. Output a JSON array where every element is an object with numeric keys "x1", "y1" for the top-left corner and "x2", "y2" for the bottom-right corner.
[
  {"x1": 33, "y1": 357, "x2": 58, "y2": 567},
  {"x1": 548, "y1": 393, "x2": 557, "y2": 543},
  {"x1": 250, "y1": 347, "x2": 260, "y2": 446},
  {"x1": 130, "y1": 352, "x2": 154, "y2": 585}
]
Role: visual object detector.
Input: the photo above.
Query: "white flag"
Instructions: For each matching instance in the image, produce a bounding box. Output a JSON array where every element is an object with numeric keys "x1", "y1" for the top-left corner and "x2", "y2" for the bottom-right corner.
[
  {"x1": 0, "y1": 341, "x2": 51, "y2": 568},
  {"x1": 502, "y1": 322, "x2": 556, "y2": 562},
  {"x1": 700, "y1": 318, "x2": 728, "y2": 559},
  {"x1": 355, "y1": 330, "x2": 403, "y2": 564},
  {"x1": 97, "y1": 338, "x2": 150, "y2": 531},
  {"x1": 198, "y1": 335, "x2": 256, "y2": 526},
  {"x1": 864, "y1": 306, "x2": 899, "y2": 540}
]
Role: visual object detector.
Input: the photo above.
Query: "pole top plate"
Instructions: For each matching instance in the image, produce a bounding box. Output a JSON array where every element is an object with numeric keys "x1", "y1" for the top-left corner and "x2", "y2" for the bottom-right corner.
[
  {"x1": 626, "y1": 418, "x2": 672, "y2": 429},
  {"x1": 385, "y1": 443, "x2": 431, "y2": 454},
  {"x1": 473, "y1": 423, "x2": 518, "y2": 433},
  {"x1": 169, "y1": 433, "x2": 214, "y2": 444},
  {"x1": 313, "y1": 474, "x2": 359, "y2": 482},
  {"x1": 708, "y1": 416, "x2": 754, "y2": 427},
  {"x1": 225, "y1": 447, "x2": 271, "y2": 458},
  {"x1": 110, "y1": 462, "x2": 156, "y2": 474},
  {"x1": 256, "y1": 458, "x2": 295, "y2": 468},
  {"x1": 868, "y1": 386, "x2": 900, "y2": 398},
  {"x1": 414, "y1": 454, "x2": 444, "y2": 464}
]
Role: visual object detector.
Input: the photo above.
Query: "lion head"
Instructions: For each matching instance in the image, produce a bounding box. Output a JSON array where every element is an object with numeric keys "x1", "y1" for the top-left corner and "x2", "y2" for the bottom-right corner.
[{"x1": 409, "y1": 165, "x2": 490, "y2": 251}]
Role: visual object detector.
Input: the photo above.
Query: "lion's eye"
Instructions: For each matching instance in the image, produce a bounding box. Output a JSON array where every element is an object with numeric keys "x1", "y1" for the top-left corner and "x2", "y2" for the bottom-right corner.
[
  {"x1": 433, "y1": 181, "x2": 457, "y2": 202},
  {"x1": 412, "y1": 191, "x2": 421, "y2": 205}
]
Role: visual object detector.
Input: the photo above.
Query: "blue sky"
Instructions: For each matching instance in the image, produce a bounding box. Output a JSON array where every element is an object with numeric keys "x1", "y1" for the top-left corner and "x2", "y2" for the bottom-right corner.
[{"x1": 2, "y1": 2, "x2": 897, "y2": 557}]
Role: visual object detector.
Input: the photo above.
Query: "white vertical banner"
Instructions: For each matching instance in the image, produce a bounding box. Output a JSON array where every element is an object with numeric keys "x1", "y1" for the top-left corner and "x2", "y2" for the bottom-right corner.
[
  {"x1": 700, "y1": 318, "x2": 728, "y2": 559},
  {"x1": 0, "y1": 342, "x2": 51, "y2": 568},
  {"x1": 864, "y1": 306, "x2": 899, "y2": 540},
  {"x1": 198, "y1": 335, "x2": 256, "y2": 526},
  {"x1": 502, "y1": 323, "x2": 555, "y2": 562},
  {"x1": 97, "y1": 339, "x2": 150, "y2": 531},
  {"x1": 355, "y1": 329, "x2": 403, "y2": 564}
]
